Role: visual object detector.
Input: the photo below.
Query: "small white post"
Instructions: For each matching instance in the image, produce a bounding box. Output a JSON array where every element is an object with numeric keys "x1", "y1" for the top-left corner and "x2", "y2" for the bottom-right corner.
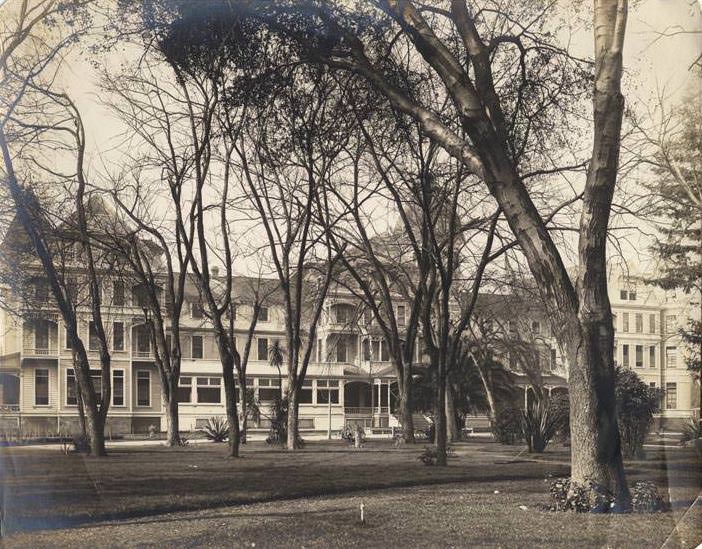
[{"x1": 360, "y1": 502, "x2": 365, "y2": 525}]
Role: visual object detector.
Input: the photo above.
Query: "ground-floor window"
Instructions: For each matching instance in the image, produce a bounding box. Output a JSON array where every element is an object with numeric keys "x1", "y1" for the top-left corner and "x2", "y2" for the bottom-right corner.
[
  {"x1": 113, "y1": 370, "x2": 124, "y2": 406},
  {"x1": 177, "y1": 376, "x2": 192, "y2": 402},
  {"x1": 258, "y1": 378, "x2": 281, "y2": 402},
  {"x1": 35, "y1": 368, "x2": 49, "y2": 405},
  {"x1": 317, "y1": 379, "x2": 339, "y2": 404},
  {"x1": 665, "y1": 382, "x2": 677, "y2": 409},
  {"x1": 137, "y1": 371, "x2": 151, "y2": 406},
  {"x1": 196, "y1": 376, "x2": 221, "y2": 403},
  {"x1": 299, "y1": 379, "x2": 313, "y2": 404}
]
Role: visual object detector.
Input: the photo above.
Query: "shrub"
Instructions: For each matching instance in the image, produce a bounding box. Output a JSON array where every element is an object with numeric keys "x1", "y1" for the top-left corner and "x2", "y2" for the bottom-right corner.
[
  {"x1": 549, "y1": 477, "x2": 614, "y2": 513},
  {"x1": 492, "y1": 407, "x2": 523, "y2": 445},
  {"x1": 549, "y1": 477, "x2": 665, "y2": 513},
  {"x1": 680, "y1": 417, "x2": 702, "y2": 444},
  {"x1": 630, "y1": 481, "x2": 665, "y2": 512},
  {"x1": 72, "y1": 434, "x2": 90, "y2": 454},
  {"x1": 266, "y1": 395, "x2": 304, "y2": 447},
  {"x1": 522, "y1": 396, "x2": 568, "y2": 453},
  {"x1": 615, "y1": 367, "x2": 660, "y2": 458},
  {"x1": 202, "y1": 417, "x2": 229, "y2": 442},
  {"x1": 418, "y1": 445, "x2": 455, "y2": 466}
]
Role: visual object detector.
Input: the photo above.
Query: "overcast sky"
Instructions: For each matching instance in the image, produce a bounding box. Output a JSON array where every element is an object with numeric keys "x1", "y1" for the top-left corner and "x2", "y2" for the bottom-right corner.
[{"x1": 46, "y1": 0, "x2": 702, "y2": 277}]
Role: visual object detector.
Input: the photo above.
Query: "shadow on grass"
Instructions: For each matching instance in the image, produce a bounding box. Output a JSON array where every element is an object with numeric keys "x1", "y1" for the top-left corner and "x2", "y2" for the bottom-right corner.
[{"x1": 4, "y1": 471, "x2": 558, "y2": 534}]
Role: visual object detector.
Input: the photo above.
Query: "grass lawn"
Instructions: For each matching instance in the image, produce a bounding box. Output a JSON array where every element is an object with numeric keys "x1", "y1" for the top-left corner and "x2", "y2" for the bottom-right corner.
[{"x1": 1, "y1": 439, "x2": 700, "y2": 548}]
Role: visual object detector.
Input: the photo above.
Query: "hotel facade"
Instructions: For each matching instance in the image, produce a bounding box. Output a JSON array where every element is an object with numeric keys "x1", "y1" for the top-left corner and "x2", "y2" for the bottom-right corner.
[{"x1": 0, "y1": 254, "x2": 699, "y2": 437}]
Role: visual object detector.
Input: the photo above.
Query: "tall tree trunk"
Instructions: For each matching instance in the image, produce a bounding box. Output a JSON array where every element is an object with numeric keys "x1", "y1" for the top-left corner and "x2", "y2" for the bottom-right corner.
[
  {"x1": 398, "y1": 367, "x2": 415, "y2": 443},
  {"x1": 565, "y1": 0, "x2": 630, "y2": 509},
  {"x1": 164, "y1": 374, "x2": 180, "y2": 447},
  {"x1": 445, "y1": 382, "x2": 460, "y2": 443},
  {"x1": 287, "y1": 386, "x2": 300, "y2": 450},
  {"x1": 83, "y1": 398, "x2": 106, "y2": 456},
  {"x1": 435, "y1": 357, "x2": 448, "y2": 466},
  {"x1": 222, "y1": 358, "x2": 240, "y2": 458},
  {"x1": 239, "y1": 383, "x2": 248, "y2": 444}
]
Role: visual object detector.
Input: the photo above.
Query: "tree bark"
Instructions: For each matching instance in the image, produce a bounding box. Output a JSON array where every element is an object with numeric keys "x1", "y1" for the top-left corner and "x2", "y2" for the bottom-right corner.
[
  {"x1": 164, "y1": 374, "x2": 180, "y2": 447},
  {"x1": 435, "y1": 357, "x2": 448, "y2": 466},
  {"x1": 220, "y1": 351, "x2": 240, "y2": 458},
  {"x1": 445, "y1": 382, "x2": 460, "y2": 443},
  {"x1": 239, "y1": 384, "x2": 248, "y2": 444},
  {"x1": 398, "y1": 367, "x2": 415, "y2": 443},
  {"x1": 287, "y1": 386, "x2": 300, "y2": 449}
]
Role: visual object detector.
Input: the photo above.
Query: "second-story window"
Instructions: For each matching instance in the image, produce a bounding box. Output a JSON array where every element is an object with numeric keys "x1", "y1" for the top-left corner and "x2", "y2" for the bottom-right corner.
[
  {"x1": 257, "y1": 337, "x2": 269, "y2": 361},
  {"x1": 622, "y1": 313, "x2": 629, "y2": 332},
  {"x1": 612, "y1": 313, "x2": 617, "y2": 332},
  {"x1": 191, "y1": 335, "x2": 203, "y2": 359},
  {"x1": 89, "y1": 321, "x2": 100, "y2": 351},
  {"x1": 649, "y1": 314, "x2": 656, "y2": 334},
  {"x1": 191, "y1": 303, "x2": 204, "y2": 319},
  {"x1": 635, "y1": 313, "x2": 643, "y2": 333},
  {"x1": 259, "y1": 306, "x2": 269, "y2": 322},
  {"x1": 113, "y1": 281, "x2": 125, "y2": 306},
  {"x1": 635, "y1": 345, "x2": 643, "y2": 367},
  {"x1": 113, "y1": 322, "x2": 124, "y2": 351},
  {"x1": 336, "y1": 338, "x2": 347, "y2": 363},
  {"x1": 34, "y1": 279, "x2": 49, "y2": 303},
  {"x1": 665, "y1": 315, "x2": 677, "y2": 335},
  {"x1": 397, "y1": 305, "x2": 406, "y2": 327},
  {"x1": 531, "y1": 321, "x2": 541, "y2": 335}
]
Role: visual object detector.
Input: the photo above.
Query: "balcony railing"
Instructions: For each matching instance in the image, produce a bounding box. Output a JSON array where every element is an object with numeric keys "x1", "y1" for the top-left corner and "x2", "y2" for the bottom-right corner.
[
  {"x1": 133, "y1": 350, "x2": 153, "y2": 358},
  {"x1": 23, "y1": 346, "x2": 58, "y2": 357},
  {"x1": 344, "y1": 406, "x2": 391, "y2": 416}
]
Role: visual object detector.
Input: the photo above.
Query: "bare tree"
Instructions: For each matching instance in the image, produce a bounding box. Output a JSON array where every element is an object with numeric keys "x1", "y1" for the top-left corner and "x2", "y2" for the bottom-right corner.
[
  {"x1": 0, "y1": 0, "x2": 116, "y2": 456},
  {"x1": 234, "y1": 67, "x2": 345, "y2": 450},
  {"x1": 232, "y1": 0, "x2": 632, "y2": 506}
]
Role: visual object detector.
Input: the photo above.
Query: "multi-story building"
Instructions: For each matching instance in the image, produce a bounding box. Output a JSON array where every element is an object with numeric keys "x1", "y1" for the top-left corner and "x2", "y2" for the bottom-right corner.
[
  {"x1": 610, "y1": 271, "x2": 700, "y2": 428},
  {"x1": 0, "y1": 214, "x2": 698, "y2": 436}
]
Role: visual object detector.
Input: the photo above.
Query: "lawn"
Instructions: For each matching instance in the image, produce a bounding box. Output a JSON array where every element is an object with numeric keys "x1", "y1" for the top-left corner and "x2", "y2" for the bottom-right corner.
[{"x1": 1, "y1": 439, "x2": 700, "y2": 548}]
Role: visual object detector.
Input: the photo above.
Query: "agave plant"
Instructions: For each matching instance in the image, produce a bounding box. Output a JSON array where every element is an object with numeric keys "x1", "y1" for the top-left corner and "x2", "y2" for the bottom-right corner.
[
  {"x1": 522, "y1": 396, "x2": 567, "y2": 453},
  {"x1": 202, "y1": 416, "x2": 229, "y2": 443}
]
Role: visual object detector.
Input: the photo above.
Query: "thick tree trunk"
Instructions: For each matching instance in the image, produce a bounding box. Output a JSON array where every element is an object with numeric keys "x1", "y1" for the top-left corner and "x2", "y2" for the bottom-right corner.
[
  {"x1": 445, "y1": 383, "x2": 460, "y2": 443},
  {"x1": 287, "y1": 388, "x2": 300, "y2": 450},
  {"x1": 566, "y1": 326, "x2": 629, "y2": 509},
  {"x1": 84, "y1": 403, "x2": 106, "y2": 456},
  {"x1": 398, "y1": 367, "x2": 415, "y2": 443},
  {"x1": 164, "y1": 375, "x2": 180, "y2": 447}
]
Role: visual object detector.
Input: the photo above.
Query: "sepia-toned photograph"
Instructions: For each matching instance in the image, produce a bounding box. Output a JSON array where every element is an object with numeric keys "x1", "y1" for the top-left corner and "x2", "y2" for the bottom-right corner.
[{"x1": 0, "y1": 1, "x2": 700, "y2": 547}]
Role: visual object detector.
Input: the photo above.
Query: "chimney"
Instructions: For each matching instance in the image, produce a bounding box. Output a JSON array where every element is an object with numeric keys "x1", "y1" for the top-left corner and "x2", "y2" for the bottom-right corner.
[{"x1": 211, "y1": 266, "x2": 220, "y2": 277}]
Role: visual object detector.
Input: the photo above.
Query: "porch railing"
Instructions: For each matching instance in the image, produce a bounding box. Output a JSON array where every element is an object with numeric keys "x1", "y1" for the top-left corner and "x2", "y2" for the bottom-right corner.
[{"x1": 0, "y1": 404, "x2": 20, "y2": 413}]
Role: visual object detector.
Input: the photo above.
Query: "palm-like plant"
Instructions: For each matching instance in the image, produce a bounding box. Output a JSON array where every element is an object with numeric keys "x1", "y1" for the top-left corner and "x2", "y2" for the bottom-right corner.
[
  {"x1": 269, "y1": 340, "x2": 285, "y2": 399},
  {"x1": 202, "y1": 416, "x2": 229, "y2": 443}
]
